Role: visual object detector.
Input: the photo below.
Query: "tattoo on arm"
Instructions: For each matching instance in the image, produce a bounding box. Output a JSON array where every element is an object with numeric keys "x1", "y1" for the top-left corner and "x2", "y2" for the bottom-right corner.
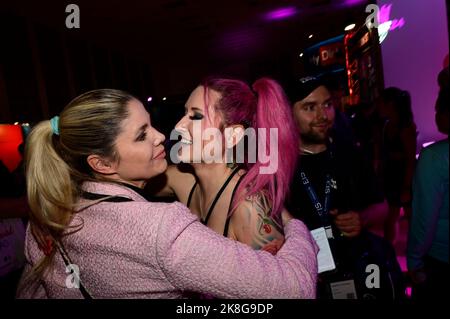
[{"x1": 239, "y1": 194, "x2": 285, "y2": 254}]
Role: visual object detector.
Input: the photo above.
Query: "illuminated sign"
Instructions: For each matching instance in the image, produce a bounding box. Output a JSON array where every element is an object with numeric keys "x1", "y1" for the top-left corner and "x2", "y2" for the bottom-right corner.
[{"x1": 377, "y1": 4, "x2": 406, "y2": 43}]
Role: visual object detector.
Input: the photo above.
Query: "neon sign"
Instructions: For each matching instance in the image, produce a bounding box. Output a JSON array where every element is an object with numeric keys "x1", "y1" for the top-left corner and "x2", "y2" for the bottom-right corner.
[{"x1": 377, "y1": 4, "x2": 406, "y2": 43}]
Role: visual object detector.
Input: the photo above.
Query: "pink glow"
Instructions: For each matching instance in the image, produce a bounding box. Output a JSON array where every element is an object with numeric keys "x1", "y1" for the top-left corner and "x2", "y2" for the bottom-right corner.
[
  {"x1": 380, "y1": 0, "x2": 449, "y2": 148},
  {"x1": 406, "y1": 287, "x2": 412, "y2": 298},
  {"x1": 378, "y1": 4, "x2": 406, "y2": 31},
  {"x1": 378, "y1": 4, "x2": 392, "y2": 24},
  {"x1": 344, "y1": 0, "x2": 366, "y2": 5},
  {"x1": 422, "y1": 141, "x2": 436, "y2": 148},
  {"x1": 265, "y1": 7, "x2": 297, "y2": 21},
  {"x1": 390, "y1": 18, "x2": 405, "y2": 31}
]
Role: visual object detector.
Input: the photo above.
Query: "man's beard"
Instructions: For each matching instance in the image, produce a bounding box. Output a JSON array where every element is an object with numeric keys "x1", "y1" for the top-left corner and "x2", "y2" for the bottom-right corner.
[{"x1": 300, "y1": 127, "x2": 330, "y2": 145}]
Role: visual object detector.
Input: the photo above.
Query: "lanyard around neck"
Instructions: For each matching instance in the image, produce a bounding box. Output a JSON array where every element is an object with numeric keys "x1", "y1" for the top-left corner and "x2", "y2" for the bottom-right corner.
[{"x1": 299, "y1": 170, "x2": 332, "y2": 225}]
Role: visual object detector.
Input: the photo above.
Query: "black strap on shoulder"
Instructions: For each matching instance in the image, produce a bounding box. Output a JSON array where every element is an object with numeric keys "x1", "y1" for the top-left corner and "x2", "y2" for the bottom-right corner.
[
  {"x1": 81, "y1": 191, "x2": 133, "y2": 202},
  {"x1": 60, "y1": 190, "x2": 133, "y2": 299},
  {"x1": 186, "y1": 182, "x2": 197, "y2": 208},
  {"x1": 203, "y1": 166, "x2": 241, "y2": 225},
  {"x1": 223, "y1": 172, "x2": 245, "y2": 237},
  {"x1": 57, "y1": 241, "x2": 93, "y2": 299}
]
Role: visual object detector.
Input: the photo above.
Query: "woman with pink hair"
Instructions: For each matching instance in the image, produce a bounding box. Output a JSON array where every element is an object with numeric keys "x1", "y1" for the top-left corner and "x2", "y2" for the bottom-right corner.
[
  {"x1": 18, "y1": 88, "x2": 317, "y2": 299},
  {"x1": 152, "y1": 77, "x2": 301, "y2": 253}
]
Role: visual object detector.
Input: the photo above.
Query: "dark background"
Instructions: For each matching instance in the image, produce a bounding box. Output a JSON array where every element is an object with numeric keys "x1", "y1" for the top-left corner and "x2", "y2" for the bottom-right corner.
[{"x1": 0, "y1": 0, "x2": 371, "y2": 134}]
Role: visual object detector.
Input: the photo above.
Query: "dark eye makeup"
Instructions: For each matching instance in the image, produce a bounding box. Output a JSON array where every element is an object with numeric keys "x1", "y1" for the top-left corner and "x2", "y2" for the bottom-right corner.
[{"x1": 189, "y1": 112, "x2": 204, "y2": 120}]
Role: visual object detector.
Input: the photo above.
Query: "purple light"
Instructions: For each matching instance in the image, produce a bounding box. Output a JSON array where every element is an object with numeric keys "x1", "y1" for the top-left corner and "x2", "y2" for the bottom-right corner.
[
  {"x1": 343, "y1": 0, "x2": 366, "y2": 6},
  {"x1": 378, "y1": 4, "x2": 406, "y2": 31},
  {"x1": 422, "y1": 141, "x2": 436, "y2": 148},
  {"x1": 406, "y1": 287, "x2": 412, "y2": 298},
  {"x1": 380, "y1": 0, "x2": 449, "y2": 149},
  {"x1": 265, "y1": 7, "x2": 297, "y2": 21},
  {"x1": 389, "y1": 17, "x2": 405, "y2": 31},
  {"x1": 378, "y1": 4, "x2": 392, "y2": 24},
  {"x1": 147, "y1": 97, "x2": 153, "y2": 102},
  {"x1": 218, "y1": 27, "x2": 263, "y2": 55}
]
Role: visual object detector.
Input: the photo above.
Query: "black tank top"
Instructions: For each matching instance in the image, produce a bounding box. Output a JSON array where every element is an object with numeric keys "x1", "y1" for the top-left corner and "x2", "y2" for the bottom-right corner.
[{"x1": 187, "y1": 168, "x2": 245, "y2": 237}]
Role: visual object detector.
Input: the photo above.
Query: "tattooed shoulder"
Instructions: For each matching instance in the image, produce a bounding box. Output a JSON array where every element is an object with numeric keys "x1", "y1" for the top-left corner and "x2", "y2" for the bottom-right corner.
[{"x1": 231, "y1": 193, "x2": 285, "y2": 253}]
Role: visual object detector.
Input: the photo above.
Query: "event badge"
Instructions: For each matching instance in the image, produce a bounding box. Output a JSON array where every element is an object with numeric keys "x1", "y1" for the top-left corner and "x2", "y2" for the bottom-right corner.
[
  {"x1": 310, "y1": 227, "x2": 336, "y2": 274},
  {"x1": 329, "y1": 279, "x2": 358, "y2": 299},
  {"x1": 324, "y1": 225, "x2": 334, "y2": 239}
]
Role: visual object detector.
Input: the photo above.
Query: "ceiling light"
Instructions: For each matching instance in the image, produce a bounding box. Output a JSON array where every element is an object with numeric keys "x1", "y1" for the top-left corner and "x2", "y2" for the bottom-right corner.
[{"x1": 345, "y1": 23, "x2": 356, "y2": 31}]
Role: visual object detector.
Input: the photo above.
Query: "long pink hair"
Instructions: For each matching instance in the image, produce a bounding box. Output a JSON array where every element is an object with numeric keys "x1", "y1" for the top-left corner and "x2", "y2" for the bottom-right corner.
[{"x1": 201, "y1": 77, "x2": 298, "y2": 218}]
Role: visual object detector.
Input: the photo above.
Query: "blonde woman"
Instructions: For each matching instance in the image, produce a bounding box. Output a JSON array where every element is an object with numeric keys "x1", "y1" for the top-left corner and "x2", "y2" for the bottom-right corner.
[{"x1": 17, "y1": 89, "x2": 317, "y2": 299}]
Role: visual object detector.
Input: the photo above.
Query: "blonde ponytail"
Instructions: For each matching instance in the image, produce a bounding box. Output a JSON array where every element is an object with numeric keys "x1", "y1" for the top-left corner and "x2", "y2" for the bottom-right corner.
[{"x1": 19, "y1": 89, "x2": 134, "y2": 293}]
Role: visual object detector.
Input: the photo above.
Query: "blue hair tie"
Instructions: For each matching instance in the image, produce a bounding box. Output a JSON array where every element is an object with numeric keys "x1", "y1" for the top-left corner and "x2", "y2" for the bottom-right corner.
[{"x1": 50, "y1": 116, "x2": 60, "y2": 135}]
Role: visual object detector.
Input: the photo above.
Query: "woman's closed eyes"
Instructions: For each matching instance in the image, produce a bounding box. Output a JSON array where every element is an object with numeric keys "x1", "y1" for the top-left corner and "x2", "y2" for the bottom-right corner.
[{"x1": 189, "y1": 112, "x2": 204, "y2": 120}]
